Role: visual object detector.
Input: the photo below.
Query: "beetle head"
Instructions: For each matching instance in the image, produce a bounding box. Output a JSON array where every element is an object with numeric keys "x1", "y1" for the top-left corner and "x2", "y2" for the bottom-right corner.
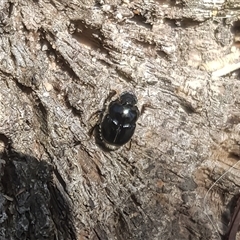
[{"x1": 119, "y1": 92, "x2": 137, "y2": 105}]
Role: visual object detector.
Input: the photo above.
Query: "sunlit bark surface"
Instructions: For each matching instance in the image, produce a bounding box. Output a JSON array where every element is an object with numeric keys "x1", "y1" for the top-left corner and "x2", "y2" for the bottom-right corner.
[{"x1": 0, "y1": 0, "x2": 239, "y2": 239}]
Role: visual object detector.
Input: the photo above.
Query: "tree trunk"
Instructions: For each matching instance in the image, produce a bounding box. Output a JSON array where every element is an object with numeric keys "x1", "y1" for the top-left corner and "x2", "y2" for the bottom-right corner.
[{"x1": 0, "y1": 0, "x2": 240, "y2": 239}]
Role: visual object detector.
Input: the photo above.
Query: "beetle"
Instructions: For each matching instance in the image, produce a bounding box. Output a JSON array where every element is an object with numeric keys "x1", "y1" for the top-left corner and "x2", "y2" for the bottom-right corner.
[{"x1": 99, "y1": 92, "x2": 140, "y2": 150}]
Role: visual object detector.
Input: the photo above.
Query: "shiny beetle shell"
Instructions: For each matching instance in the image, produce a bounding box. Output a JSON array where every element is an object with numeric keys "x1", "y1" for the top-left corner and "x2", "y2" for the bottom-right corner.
[{"x1": 99, "y1": 92, "x2": 139, "y2": 150}]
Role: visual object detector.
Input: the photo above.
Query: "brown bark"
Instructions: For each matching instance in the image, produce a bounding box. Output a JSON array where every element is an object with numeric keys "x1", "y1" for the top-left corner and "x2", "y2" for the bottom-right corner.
[{"x1": 0, "y1": 0, "x2": 240, "y2": 239}]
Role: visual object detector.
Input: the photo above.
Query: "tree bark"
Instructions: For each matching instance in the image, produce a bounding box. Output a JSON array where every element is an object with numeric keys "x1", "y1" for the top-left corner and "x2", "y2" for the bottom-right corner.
[{"x1": 0, "y1": 0, "x2": 240, "y2": 239}]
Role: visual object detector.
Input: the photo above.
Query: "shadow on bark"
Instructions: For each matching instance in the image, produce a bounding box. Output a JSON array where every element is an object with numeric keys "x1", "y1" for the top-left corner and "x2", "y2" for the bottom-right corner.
[{"x1": 0, "y1": 141, "x2": 76, "y2": 240}]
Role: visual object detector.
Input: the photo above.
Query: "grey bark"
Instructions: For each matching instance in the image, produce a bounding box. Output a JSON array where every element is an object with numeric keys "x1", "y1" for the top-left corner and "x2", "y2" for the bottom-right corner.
[{"x1": 0, "y1": 0, "x2": 240, "y2": 239}]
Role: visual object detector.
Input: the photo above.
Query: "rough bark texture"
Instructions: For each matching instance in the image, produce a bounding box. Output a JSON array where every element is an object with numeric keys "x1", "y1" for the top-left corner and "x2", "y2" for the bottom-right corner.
[{"x1": 0, "y1": 0, "x2": 240, "y2": 239}]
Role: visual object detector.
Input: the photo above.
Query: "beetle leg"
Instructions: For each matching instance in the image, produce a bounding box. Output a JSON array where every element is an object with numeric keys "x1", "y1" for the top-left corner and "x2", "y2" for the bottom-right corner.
[
  {"x1": 88, "y1": 110, "x2": 102, "y2": 136},
  {"x1": 140, "y1": 103, "x2": 155, "y2": 115},
  {"x1": 88, "y1": 90, "x2": 117, "y2": 137},
  {"x1": 102, "y1": 90, "x2": 117, "y2": 110},
  {"x1": 126, "y1": 139, "x2": 132, "y2": 151},
  {"x1": 106, "y1": 90, "x2": 117, "y2": 101}
]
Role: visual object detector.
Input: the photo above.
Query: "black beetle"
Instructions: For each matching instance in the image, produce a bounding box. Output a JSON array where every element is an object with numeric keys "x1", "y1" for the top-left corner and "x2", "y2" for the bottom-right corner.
[{"x1": 99, "y1": 92, "x2": 140, "y2": 150}]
